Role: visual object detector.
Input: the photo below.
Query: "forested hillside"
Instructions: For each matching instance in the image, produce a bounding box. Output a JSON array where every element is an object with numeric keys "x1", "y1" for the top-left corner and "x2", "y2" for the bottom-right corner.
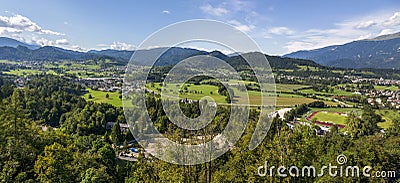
[{"x1": 1, "y1": 75, "x2": 399, "y2": 182}]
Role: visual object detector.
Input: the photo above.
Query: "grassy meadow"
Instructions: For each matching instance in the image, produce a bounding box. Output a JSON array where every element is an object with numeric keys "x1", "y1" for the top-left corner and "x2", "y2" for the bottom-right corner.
[{"x1": 83, "y1": 88, "x2": 122, "y2": 107}]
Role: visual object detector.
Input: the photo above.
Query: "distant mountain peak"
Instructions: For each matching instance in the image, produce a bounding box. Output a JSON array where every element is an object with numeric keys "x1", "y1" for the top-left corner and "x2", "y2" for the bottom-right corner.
[
  {"x1": 285, "y1": 32, "x2": 400, "y2": 69},
  {"x1": 367, "y1": 32, "x2": 400, "y2": 41},
  {"x1": 0, "y1": 37, "x2": 40, "y2": 50}
]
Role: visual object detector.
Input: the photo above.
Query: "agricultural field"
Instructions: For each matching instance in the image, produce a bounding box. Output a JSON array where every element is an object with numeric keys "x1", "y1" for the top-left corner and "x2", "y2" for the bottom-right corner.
[
  {"x1": 374, "y1": 85, "x2": 399, "y2": 91},
  {"x1": 66, "y1": 70, "x2": 99, "y2": 78},
  {"x1": 276, "y1": 97, "x2": 321, "y2": 106},
  {"x1": 147, "y1": 82, "x2": 338, "y2": 107},
  {"x1": 297, "y1": 88, "x2": 355, "y2": 96},
  {"x1": 3, "y1": 69, "x2": 44, "y2": 76},
  {"x1": 0, "y1": 60, "x2": 18, "y2": 64},
  {"x1": 83, "y1": 88, "x2": 122, "y2": 107},
  {"x1": 297, "y1": 65, "x2": 318, "y2": 71},
  {"x1": 276, "y1": 69, "x2": 294, "y2": 72},
  {"x1": 275, "y1": 84, "x2": 310, "y2": 92},
  {"x1": 3, "y1": 68, "x2": 61, "y2": 76},
  {"x1": 44, "y1": 60, "x2": 102, "y2": 70}
]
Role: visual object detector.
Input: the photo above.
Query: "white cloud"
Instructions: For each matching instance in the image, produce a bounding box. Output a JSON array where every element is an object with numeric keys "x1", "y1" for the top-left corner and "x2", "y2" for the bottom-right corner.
[
  {"x1": 0, "y1": 14, "x2": 64, "y2": 35},
  {"x1": 200, "y1": 0, "x2": 255, "y2": 17},
  {"x1": 268, "y1": 27, "x2": 295, "y2": 35},
  {"x1": 228, "y1": 20, "x2": 255, "y2": 33},
  {"x1": 357, "y1": 33, "x2": 374, "y2": 40},
  {"x1": 0, "y1": 27, "x2": 22, "y2": 35},
  {"x1": 182, "y1": 45, "x2": 235, "y2": 55},
  {"x1": 98, "y1": 42, "x2": 136, "y2": 50},
  {"x1": 55, "y1": 39, "x2": 69, "y2": 45},
  {"x1": 32, "y1": 37, "x2": 54, "y2": 46},
  {"x1": 111, "y1": 42, "x2": 135, "y2": 50},
  {"x1": 383, "y1": 12, "x2": 400, "y2": 27},
  {"x1": 377, "y1": 29, "x2": 396, "y2": 36},
  {"x1": 224, "y1": 0, "x2": 252, "y2": 12},
  {"x1": 284, "y1": 41, "x2": 314, "y2": 53},
  {"x1": 162, "y1": 10, "x2": 170, "y2": 14},
  {"x1": 200, "y1": 4, "x2": 229, "y2": 16},
  {"x1": 355, "y1": 20, "x2": 376, "y2": 29},
  {"x1": 280, "y1": 11, "x2": 400, "y2": 53},
  {"x1": 71, "y1": 45, "x2": 84, "y2": 52}
]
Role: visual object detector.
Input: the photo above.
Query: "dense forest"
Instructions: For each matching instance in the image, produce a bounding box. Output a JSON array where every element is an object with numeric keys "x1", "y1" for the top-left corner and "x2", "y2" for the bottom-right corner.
[{"x1": 0, "y1": 75, "x2": 399, "y2": 182}]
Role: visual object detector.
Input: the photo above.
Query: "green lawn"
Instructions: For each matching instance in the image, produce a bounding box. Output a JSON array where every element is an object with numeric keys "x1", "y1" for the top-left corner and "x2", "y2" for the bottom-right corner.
[
  {"x1": 83, "y1": 88, "x2": 122, "y2": 107},
  {"x1": 298, "y1": 88, "x2": 355, "y2": 96},
  {"x1": 276, "y1": 69, "x2": 294, "y2": 72},
  {"x1": 376, "y1": 110, "x2": 399, "y2": 129},
  {"x1": 277, "y1": 97, "x2": 320, "y2": 106},
  {"x1": 45, "y1": 70, "x2": 59, "y2": 75},
  {"x1": 311, "y1": 107, "x2": 361, "y2": 113},
  {"x1": 311, "y1": 111, "x2": 347, "y2": 125},
  {"x1": 374, "y1": 85, "x2": 399, "y2": 91},
  {"x1": 308, "y1": 108, "x2": 394, "y2": 130},
  {"x1": 66, "y1": 70, "x2": 101, "y2": 78},
  {"x1": 44, "y1": 61, "x2": 102, "y2": 71},
  {"x1": 3, "y1": 69, "x2": 44, "y2": 76},
  {"x1": 0, "y1": 60, "x2": 18, "y2": 64},
  {"x1": 215, "y1": 80, "x2": 311, "y2": 92},
  {"x1": 147, "y1": 82, "x2": 227, "y2": 103},
  {"x1": 275, "y1": 84, "x2": 310, "y2": 92}
]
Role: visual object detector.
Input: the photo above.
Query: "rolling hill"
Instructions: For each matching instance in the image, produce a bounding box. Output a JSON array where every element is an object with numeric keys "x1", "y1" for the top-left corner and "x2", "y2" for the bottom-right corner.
[{"x1": 0, "y1": 45, "x2": 110, "y2": 61}]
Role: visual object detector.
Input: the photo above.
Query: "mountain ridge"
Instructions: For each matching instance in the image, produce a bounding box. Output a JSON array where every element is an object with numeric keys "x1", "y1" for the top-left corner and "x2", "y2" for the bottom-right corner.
[
  {"x1": 0, "y1": 36, "x2": 375, "y2": 70},
  {"x1": 0, "y1": 37, "x2": 40, "y2": 50},
  {"x1": 285, "y1": 32, "x2": 400, "y2": 69}
]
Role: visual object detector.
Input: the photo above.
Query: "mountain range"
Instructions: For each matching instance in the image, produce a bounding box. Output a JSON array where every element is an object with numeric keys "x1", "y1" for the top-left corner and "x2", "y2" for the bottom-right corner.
[
  {"x1": 1, "y1": 32, "x2": 400, "y2": 69},
  {"x1": 285, "y1": 32, "x2": 400, "y2": 69},
  {"x1": 0, "y1": 37, "x2": 40, "y2": 50},
  {"x1": 0, "y1": 37, "x2": 313, "y2": 69}
]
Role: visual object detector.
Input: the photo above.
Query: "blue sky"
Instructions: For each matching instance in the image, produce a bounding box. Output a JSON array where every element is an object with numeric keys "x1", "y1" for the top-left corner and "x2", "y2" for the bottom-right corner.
[{"x1": 0, "y1": 0, "x2": 399, "y2": 55}]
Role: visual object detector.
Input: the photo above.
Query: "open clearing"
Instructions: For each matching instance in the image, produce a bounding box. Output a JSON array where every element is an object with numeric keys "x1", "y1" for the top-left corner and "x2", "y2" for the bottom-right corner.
[
  {"x1": 310, "y1": 111, "x2": 347, "y2": 125},
  {"x1": 297, "y1": 88, "x2": 355, "y2": 96},
  {"x1": 376, "y1": 110, "x2": 399, "y2": 129},
  {"x1": 83, "y1": 88, "x2": 122, "y2": 107},
  {"x1": 374, "y1": 85, "x2": 399, "y2": 91},
  {"x1": 3, "y1": 69, "x2": 44, "y2": 76},
  {"x1": 275, "y1": 84, "x2": 310, "y2": 92},
  {"x1": 308, "y1": 108, "x2": 393, "y2": 129}
]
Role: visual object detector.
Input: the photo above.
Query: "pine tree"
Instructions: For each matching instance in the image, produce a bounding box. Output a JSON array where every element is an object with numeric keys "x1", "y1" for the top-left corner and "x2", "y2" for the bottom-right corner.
[
  {"x1": 111, "y1": 122, "x2": 122, "y2": 145},
  {"x1": 345, "y1": 112, "x2": 362, "y2": 138}
]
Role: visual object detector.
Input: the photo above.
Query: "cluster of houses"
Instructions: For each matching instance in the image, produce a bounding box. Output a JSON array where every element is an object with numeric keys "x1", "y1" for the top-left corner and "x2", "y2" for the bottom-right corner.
[
  {"x1": 79, "y1": 77, "x2": 122, "y2": 92},
  {"x1": 332, "y1": 76, "x2": 400, "y2": 109},
  {"x1": 105, "y1": 122, "x2": 131, "y2": 132},
  {"x1": 366, "y1": 90, "x2": 400, "y2": 109},
  {"x1": 350, "y1": 76, "x2": 400, "y2": 86},
  {"x1": 349, "y1": 77, "x2": 399, "y2": 109}
]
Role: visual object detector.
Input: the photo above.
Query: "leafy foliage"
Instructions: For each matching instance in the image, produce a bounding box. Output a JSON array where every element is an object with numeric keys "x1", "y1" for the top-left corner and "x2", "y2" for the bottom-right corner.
[{"x1": 0, "y1": 75, "x2": 399, "y2": 182}]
